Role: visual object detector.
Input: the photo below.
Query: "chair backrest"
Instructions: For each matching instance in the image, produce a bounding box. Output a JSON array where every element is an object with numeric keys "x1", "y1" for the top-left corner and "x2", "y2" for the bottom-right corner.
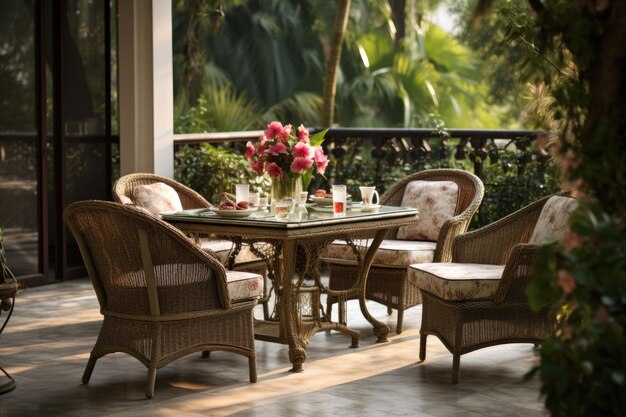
[
  {"x1": 529, "y1": 195, "x2": 579, "y2": 244},
  {"x1": 494, "y1": 194, "x2": 578, "y2": 303},
  {"x1": 64, "y1": 201, "x2": 230, "y2": 317},
  {"x1": 380, "y1": 169, "x2": 484, "y2": 261},
  {"x1": 113, "y1": 173, "x2": 212, "y2": 211}
]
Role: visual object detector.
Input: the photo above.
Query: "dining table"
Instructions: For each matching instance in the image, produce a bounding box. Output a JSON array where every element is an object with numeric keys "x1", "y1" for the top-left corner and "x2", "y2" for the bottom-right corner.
[{"x1": 161, "y1": 204, "x2": 419, "y2": 372}]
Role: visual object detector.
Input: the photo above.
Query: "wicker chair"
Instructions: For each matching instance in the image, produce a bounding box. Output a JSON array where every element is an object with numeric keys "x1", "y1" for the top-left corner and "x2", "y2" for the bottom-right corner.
[
  {"x1": 324, "y1": 169, "x2": 484, "y2": 333},
  {"x1": 65, "y1": 201, "x2": 263, "y2": 398},
  {"x1": 113, "y1": 173, "x2": 271, "y2": 319},
  {"x1": 410, "y1": 194, "x2": 578, "y2": 383}
]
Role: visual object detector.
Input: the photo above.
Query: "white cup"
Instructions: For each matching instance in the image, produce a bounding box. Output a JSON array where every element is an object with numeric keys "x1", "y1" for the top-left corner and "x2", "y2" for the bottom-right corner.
[
  {"x1": 359, "y1": 186, "x2": 379, "y2": 206},
  {"x1": 332, "y1": 185, "x2": 347, "y2": 216},
  {"x1": 235, "y1": 184, "x2": 249, "y2": 203}
]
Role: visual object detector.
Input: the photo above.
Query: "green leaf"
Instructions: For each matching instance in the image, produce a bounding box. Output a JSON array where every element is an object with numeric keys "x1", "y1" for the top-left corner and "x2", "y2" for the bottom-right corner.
[{"x1": 309, "y1": 128, "x2": 328, "y2": 147}]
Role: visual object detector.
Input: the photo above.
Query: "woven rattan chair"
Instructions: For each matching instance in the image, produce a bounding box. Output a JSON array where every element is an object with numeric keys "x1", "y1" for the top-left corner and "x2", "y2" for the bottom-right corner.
[
  {"x1": 324, "y1": 169, "x2": 484, "y2": 333},
  {"x1": 113, "y1": 173, "x2": 271, "y2": 319},
  {"x1": 65, "y1": 201, "x2": 263, "y2": 398},
  {"x1": 409, "y1": 194, "x2": 578, "y2": 383}
]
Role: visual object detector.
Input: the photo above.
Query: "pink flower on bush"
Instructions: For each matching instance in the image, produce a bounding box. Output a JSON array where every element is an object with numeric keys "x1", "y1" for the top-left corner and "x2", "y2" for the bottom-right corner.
[
  {"x1": 290, "y1": 157, "x2": 313, "y2": 174},
  {"x1": 558, "y1": 269, "x2": 577, "y2": 294},
  {"x1": 266, "y1": 162, "x2": 284, "y2": 178},
  {"x1": 292, "y1": 142, "x2": 314, "y2": 159}
]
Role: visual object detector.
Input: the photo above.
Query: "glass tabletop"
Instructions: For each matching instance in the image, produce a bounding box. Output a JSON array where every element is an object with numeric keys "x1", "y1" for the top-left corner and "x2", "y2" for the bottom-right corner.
[{"x1": 160, "y1": 205, "x2": 418, "y2": 229}]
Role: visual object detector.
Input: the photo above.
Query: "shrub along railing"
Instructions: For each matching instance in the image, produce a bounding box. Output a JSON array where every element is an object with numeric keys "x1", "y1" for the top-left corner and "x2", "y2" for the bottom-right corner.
[{"x1": 173, "y1": 128, "x2": 560, "y2": 228}]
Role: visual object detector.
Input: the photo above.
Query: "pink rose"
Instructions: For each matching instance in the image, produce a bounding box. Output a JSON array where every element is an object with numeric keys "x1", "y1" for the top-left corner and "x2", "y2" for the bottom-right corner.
[
  {"x1": 245, "y1": 141, "x2": 256, "y2": 160},
  {"x1": 292, "y1": 142, "x2": 314, "y2": 159},
  {"x1": 290, "y1": 157, "x2": 313, "y2": 174},
  {"x1": 266, "y1": 142, "x2": 287, "y2": 155},
  {"x1": 266, "y1": 162, "x2": 284, "y2": 178},
  {"x1": 298, "y1": 124, "x2": 309, "y2": 142},
  {"x1": 264, "y1": 121, "x2": 284, "y2": 140}
]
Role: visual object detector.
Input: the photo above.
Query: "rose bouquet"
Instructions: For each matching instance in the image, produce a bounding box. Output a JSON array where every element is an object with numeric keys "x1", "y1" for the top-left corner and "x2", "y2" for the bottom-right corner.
[{"x1": 245, "y1": 121, "x2": 328, "y2": 201}]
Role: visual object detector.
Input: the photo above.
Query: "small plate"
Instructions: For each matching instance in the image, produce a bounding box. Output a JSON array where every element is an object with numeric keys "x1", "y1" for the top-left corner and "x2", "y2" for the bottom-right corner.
[
  {"x1": 361, "y1": 204, "x2": 381, "y2": 212},
  {"x1": 209, "y1": 207, "x2": 258, "y2": 218},
  {"x1": 309, "y1": 196, "x2": 352, "y2": 206}
]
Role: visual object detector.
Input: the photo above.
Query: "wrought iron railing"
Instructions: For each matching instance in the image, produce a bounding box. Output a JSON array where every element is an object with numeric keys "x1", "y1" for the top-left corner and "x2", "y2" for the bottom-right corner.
[{"x1": 173, "y1": 128, "x2": 559, "y2": 228}]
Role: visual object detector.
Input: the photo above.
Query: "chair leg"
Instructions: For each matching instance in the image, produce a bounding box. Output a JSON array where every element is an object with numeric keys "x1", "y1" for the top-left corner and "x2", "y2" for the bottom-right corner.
[
  {"x1": 145, "y1": 365, "x2": 157, "y2": 399},
  {"x1": 326, "y1": 299, "x2": 333, "y2": 321},
  {"x1": 419, "y1": 334, "x2": 427, "y2": 361},
  {"x1": 387, "y1": 306, "x2": 392, "y2": 315},
  {"x1": 82, "y1": 354, "x2": 97, "y2": 384},
  {"x1": 201, "y1": 351, "x2": 211, "y2": 358},
  {"x1": 248, "y1": 354, "x2": 257, "y2": 383},
  {"x1": 451, "y1": 354, "x2": 460, "y2": 384},
  {"x1": 396, "y1": 308, "x2": 404, "y2": 334}
]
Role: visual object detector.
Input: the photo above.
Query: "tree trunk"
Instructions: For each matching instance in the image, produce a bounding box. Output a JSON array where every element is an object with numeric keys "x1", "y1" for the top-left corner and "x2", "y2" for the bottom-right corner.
[{"x1": 321, "y1": 0, "x2": 351, "y2": 127}]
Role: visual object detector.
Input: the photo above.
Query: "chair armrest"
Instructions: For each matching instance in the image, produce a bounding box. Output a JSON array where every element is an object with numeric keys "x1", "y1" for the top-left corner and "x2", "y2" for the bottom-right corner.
[
  {"x1": 492, "y1": 243, "x2": 538, "y2": 303},
  {"x1": 434, "y1": 215, "x2": 472, "y2": 262},
  {"x1": 451, "y1": 198, "x2": 547, "y2": 264}
]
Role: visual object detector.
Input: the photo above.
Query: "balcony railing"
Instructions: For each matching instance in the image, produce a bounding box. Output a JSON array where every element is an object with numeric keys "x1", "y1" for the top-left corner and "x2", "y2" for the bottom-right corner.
[{"x1": 173, "y1": 128, "x2": 559, "y2": 228}]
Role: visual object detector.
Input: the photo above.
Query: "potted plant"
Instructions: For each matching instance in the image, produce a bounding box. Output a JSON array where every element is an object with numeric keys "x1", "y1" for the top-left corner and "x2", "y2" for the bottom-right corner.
[{"x1": 0, "y1": 227, "x2": 18, "y2": 394}]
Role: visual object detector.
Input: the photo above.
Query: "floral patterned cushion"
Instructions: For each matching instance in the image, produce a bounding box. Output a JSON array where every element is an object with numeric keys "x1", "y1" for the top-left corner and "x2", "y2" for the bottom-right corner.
[
  {"x1": 408, "y1": 263, "x2": 504, "y2": 301},
  {"x1": 225, "y1": 270, "x2": 264, "y2": 302},
  {"x1": 530, "y1": 196, "x2": 578, "y2": 244},
  {"x1": 200, "y1": 239, "x2": 262, "y2": 265},
  {"x1": 396, "y1": 180, "x2": 459, "y2": 241},
  {"x1": 133, "y1": 182, "x2": 183, "y2": 215},
  {"x1": 322, "y1": 239, "x2": 436, "y2": 267}
]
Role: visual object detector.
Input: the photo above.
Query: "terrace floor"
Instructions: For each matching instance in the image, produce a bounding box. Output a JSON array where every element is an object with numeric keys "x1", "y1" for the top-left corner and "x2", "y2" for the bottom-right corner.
[{"x1": 0, "y1": 279, "x2": 547, "y2": 416}]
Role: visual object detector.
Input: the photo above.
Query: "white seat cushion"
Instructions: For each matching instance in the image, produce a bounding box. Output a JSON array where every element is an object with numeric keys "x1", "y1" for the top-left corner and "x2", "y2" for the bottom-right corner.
[
  {"x1": 133, "y1": 182, "x2": 183, "y2": 215},
  {"x1": 396, "y1": 180, "x2": 459, "y2": 241},
  {"x1": 408, "y1": 263, "x2": 504, "y2": 301},
  {"x1": 322, "y1": 239, "x2": 436, "y2": 267},
  {"x1": 200, "y1": 239, "x2": 262, "y2": 265},
  {"x1": 530, "y1": 196, "x2": 578, "y2": 244},
  {"x1": 225, "y1": 270, "x2": 264, "y2": 302}
]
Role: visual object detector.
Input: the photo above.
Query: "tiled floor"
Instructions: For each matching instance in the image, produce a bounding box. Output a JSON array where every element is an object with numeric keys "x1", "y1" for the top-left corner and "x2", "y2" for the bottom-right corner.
[{"x1": 0, "y1": 280, "x2": 547, "y2": 416}]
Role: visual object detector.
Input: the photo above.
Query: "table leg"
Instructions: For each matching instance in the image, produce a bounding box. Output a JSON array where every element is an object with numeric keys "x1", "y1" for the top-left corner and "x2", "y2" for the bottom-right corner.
[
  {"x1": 280, "y1": 241, "x2": 307, "y2": 372},
  {"x1": 357, "y1": 229, "x2": 391, "y2": 343}
]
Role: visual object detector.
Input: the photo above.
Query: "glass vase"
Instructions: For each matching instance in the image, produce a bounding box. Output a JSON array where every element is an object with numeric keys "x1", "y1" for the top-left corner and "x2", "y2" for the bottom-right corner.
[{"x1": 271, "y1": 175, "x2": 298, "y2": 218}]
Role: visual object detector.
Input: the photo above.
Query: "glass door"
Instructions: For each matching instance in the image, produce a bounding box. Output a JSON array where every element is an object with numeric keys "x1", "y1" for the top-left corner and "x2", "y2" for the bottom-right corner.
[{"x1": 0, "y1": 0, "x2": 118, "y2": 286}]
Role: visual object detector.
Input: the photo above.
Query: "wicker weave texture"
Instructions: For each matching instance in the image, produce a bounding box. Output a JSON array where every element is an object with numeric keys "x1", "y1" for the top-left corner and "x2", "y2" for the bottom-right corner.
[
  {"x1": 326, "y1": 169, "x2": 484, "y2": 333},
  {"x1": 113, "y1": 173, "x2": 270, "y2": 318},
  {"x1": 418, "y1": 194, "x2": 575, "y2": 383},
  {"x1": 65, "y1": 200, "x2": 258, "y2": 398}
]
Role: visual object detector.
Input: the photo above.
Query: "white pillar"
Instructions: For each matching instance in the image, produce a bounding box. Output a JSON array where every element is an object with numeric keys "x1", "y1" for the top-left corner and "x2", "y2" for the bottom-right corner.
[{"x1": 118, "y1": 0, "x2": 174, "y2": 177}]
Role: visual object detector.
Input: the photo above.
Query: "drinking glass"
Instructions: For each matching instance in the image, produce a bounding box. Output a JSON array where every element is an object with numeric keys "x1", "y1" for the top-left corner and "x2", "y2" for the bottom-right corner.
[
  {"x1": 332, "y1": 185, "x2": 347, "y2": 216},
  {"x1": 248, "y1": 192, "x2": 260, "y2": 207},
  {"x1": 235, "y1": 184, "x2": 249, "y2": 203}
]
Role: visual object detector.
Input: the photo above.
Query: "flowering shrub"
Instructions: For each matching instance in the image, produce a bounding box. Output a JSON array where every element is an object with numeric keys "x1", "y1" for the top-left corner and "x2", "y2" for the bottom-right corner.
[{"x1": 245, "y1": 121, "x2": 328, "y2": 190}]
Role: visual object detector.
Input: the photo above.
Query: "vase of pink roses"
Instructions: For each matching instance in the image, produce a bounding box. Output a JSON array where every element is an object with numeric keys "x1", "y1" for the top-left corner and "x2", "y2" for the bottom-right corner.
[{"x1": 245, "y1": 121, "x2": 328, "y2": 215}]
